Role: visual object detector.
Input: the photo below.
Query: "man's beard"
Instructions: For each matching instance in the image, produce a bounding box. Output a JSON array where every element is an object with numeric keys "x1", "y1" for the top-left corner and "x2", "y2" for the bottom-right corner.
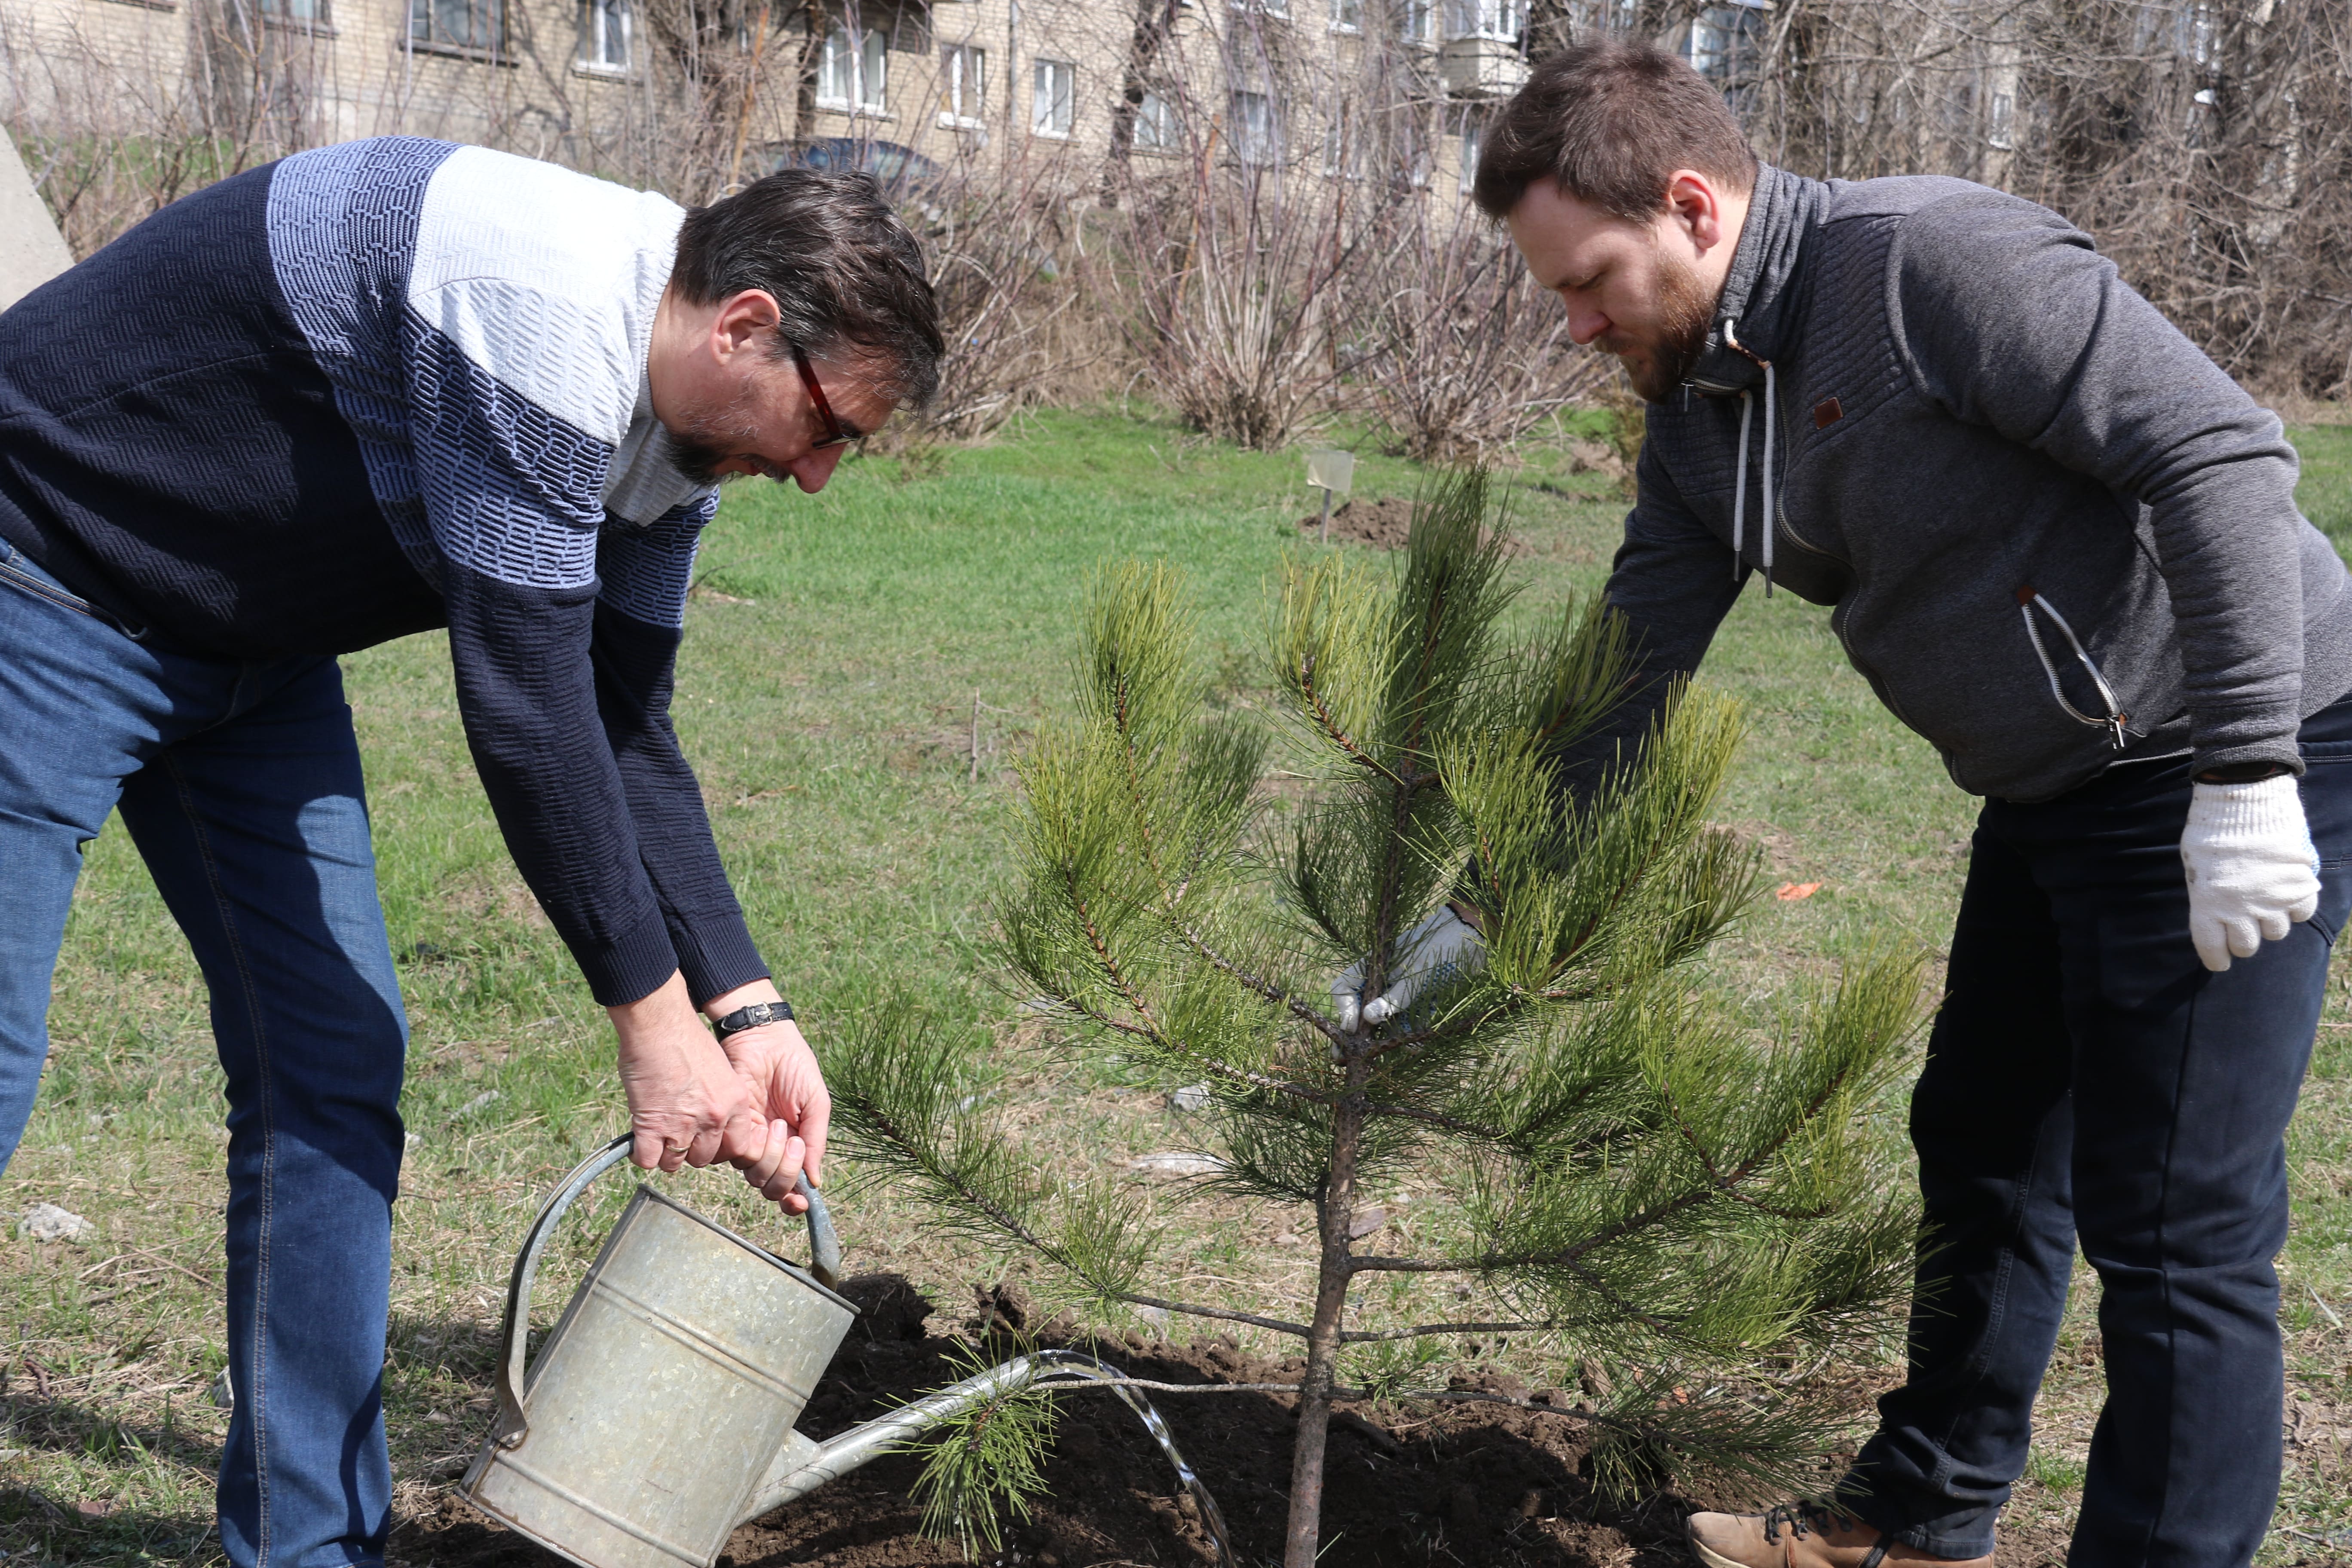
[
  {"x1": 1603, "y1": 249, "x2": 1717, "y2": 404},
  {"x1": 665, "y1": 386, "x2": 765, "y2": 485}
]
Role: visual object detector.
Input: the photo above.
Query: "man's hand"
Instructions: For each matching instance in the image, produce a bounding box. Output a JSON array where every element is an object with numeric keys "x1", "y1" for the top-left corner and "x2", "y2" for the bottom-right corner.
[
  {"x1": 715, "y1": 1016, "x2": 831, "y2": 1214},
  {"x1": 2181, "y1": 774, "x2": 2321, "y2": 971},
  {"x1": 609, "y1": 973, "x2": 769, "y2": 1174},
  {"x1": 1331, "y1": 905, "x2": 1487, "y2": 1035}
]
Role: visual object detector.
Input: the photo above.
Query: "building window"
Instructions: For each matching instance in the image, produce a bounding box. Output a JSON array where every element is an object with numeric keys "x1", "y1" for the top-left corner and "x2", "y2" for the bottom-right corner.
[
  {"x1": 1230, "y1": 89, "x2": 1278, "y2": 165},
  {"x1": 1032, "y1": 57, "x2": 1074, "y2": 136},
  {"x1": 1444, "y1": 0, "x2": 1521, "y2": 40},
  {"x1": 1988, "y1": 90, "x2": 2013, "y2": 149},
  {"x1": 1398, "y1": 0, "x2": 1432, "y2": 42},
  {"x1": 1134, "y1": 89, "x2": 1178, "y2": 150},
  {"x1": 1321, "y1": 120, "x2": 1357, "y2": 179},
  {"x1": 260, "y1": 0, "x2": 329, "y2": 24},
  {"x1": 941, "y1": 43, "x2": 986, "y2": 126},
  {"x1": 410, "y1": 0, "x2": 501, "y2": 52},
  {"x1": 579, "y1": 0, "x2": 628, "y2": 70},
  {"x1": 819, "y1": 23, "x2": 886, "y2": 110},
  {"x1": 1455, "y1": 107, "x2": 1483, "y2": 189},
  {"x1": 1329, "y1": 0, "x2": 1360, "y2": 31},
  {"x1": 1684, "y1": 2, "x2": 1766, "y2": 90}
]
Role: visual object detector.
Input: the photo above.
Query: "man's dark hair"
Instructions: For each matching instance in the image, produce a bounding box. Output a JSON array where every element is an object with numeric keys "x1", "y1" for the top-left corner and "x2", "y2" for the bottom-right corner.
[
  {"x1": 672, "y1": 169, "x2": 944, "y2": 410},
  {"x1": 1473, "y1": 41, "x2": 1758, "y2": 222}
]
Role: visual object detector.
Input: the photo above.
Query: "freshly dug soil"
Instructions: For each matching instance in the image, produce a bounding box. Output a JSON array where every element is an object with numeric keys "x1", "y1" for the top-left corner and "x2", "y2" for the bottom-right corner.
[
  {"x1": 388, "y1": 1274, "x2": 1707, "y2": 1568},
  {"x1": 1297, "y1": 497, "x2": 1419, "y2": 550}
]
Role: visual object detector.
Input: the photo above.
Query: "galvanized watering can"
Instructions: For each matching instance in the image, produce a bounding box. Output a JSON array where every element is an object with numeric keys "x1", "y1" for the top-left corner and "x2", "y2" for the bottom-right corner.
[{"x1": 456, "y1": 1134, "x2": 1237, "y2": 1568}]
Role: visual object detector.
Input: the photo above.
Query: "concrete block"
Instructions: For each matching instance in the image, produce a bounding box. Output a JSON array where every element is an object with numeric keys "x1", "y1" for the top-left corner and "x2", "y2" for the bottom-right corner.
[{"x1": 0, "y1": 132, "x2": 75, "y2": 313}]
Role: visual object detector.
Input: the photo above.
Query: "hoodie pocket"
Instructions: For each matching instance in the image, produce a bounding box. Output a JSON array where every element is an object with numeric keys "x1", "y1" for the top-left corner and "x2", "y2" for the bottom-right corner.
[{"x1": 2015, "y1": 585, "x2": 2136, "y2": 751}]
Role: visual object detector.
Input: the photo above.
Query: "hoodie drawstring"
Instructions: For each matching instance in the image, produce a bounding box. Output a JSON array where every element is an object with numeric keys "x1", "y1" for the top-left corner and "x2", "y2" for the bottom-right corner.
[
  {"x1": 1724, "y1": 324, "x2": 1775, "y2": 597},
  {"x1": 1731, "y1": 392, "x2": 1751, "y2": 569}
]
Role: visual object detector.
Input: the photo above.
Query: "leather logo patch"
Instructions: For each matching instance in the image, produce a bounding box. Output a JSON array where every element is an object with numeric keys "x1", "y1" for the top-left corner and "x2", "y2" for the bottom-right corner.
[{"x1": 1813, "y1": 396, "x2": 1844, "y2": 429}]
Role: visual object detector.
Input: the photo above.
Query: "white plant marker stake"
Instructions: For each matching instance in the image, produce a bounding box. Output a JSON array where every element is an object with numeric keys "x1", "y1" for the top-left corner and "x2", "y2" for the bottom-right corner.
[{"x1": 1306, "y1": 449, "x2": 1355, "y2": 545}]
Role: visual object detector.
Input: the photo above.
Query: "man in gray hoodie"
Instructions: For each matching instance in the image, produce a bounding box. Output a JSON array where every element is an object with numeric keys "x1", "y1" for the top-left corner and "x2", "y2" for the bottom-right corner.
[{"x1": 1336, "y1": 38, "x2": 2348, "y2": 1568}]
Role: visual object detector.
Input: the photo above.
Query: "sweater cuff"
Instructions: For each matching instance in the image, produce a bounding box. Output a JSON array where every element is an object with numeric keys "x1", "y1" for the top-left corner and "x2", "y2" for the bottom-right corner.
[
  {"x1": 2189, "y1": 736, "x2": 2305, "y2": 779},
  {"x1": 669, "y1": 911, "x2": 770, "y2": 1008},
  {"x1": 2190, "y1": 700, "x2": 2306, "y2": 779},
  {"x1": 567, "y1": 906, "x2": 683, "y2": 1007}
]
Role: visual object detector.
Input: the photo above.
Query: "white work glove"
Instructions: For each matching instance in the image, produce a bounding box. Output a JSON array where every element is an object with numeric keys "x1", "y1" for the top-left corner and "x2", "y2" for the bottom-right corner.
[
  {"x1": 2180, "y1": 774, "x2": 2320, "y2": 972},
  {"x1": 1331, "y1": 906, "x2": 1486, "y2": 1033}
]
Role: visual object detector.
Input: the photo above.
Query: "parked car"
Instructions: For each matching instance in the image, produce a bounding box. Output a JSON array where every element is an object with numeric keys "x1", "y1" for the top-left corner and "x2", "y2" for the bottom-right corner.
[{"x1": 766, "y1": 138, "x2": 943, "y2": 193}]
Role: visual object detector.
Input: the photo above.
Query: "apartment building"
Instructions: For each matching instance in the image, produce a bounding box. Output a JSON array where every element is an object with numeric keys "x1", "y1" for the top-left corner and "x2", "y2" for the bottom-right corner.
[{"x1": 0, "y1": 0, "x2": 1760, "y2": 226}]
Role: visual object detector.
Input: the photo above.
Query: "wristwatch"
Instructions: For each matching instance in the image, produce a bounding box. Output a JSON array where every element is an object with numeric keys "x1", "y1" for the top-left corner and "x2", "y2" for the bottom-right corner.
[{"x1": 712, "y1": 998, "x2": 795, "y2": 1041}]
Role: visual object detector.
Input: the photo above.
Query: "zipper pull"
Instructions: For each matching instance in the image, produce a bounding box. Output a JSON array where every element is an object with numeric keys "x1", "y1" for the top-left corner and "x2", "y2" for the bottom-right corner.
[{"x1": 2107, "y1": 715, "x2": 2130, "y2": 750}]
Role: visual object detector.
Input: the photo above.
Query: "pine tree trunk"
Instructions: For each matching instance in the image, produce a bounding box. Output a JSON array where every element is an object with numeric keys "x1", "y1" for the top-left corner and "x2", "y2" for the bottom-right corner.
[{"x1": 1283, "y1": 1079, "x2": 1364, "y2": 1568}]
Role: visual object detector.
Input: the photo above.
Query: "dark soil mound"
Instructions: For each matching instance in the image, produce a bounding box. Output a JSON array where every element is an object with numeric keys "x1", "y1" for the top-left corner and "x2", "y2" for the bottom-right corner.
[
  {"x1": 389, "y1": 1274, "x2": 1705, "y2": 1568},
  {"x1": 1298, "y1": 497, "x2": 1419, "y2": 550}
]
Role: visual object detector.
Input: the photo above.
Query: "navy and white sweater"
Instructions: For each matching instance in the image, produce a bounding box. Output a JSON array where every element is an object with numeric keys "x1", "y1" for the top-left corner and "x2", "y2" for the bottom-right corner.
[{"x1": 0, "y1": 137, "x2": 765, "y2": 1008}]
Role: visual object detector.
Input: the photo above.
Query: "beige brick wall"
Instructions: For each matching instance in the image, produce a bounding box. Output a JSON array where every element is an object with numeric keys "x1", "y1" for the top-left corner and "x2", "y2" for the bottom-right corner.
[{"x1": 3, "y1": 0, "x2": 1499, "y2": 217}]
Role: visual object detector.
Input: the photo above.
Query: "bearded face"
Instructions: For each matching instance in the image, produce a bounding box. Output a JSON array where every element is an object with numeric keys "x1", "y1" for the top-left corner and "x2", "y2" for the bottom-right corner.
[
  {"x1": 1601, "y1": 245, "x2": 1717, "y2": 403},
  {"x1": 1505, "y1": 177, "x2": 1738, "y2": 406},
  {"x1": 663, "y1": 379, "x2": 772, "y2": 485}
]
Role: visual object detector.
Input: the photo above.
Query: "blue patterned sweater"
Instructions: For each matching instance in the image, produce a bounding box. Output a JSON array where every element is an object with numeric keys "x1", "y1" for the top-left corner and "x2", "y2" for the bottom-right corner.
[{"x1": 0, "y1": 138, "x2": 765, "y2": 1008}]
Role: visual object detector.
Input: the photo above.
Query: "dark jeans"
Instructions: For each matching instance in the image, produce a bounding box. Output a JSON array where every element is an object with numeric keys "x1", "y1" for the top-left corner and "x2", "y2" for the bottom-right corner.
[
  {"x1": 0, "y1": 542, "x2": 406, "y2": 1568},
  {"x1": 1845, "y1": 694, "x2": 2352, "y2": 1567}
]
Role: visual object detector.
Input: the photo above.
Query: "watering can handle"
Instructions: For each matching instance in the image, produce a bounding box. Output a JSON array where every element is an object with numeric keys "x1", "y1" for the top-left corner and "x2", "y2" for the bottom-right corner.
[{"x1": 490, "y1": 1133, "x2": 842, "y2": 1447}]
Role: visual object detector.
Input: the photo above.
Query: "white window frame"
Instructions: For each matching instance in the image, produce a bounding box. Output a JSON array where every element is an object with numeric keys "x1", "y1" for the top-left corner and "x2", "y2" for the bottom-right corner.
[
  {"x1": 940, "y1": 42, "x2": 987, "y2": 128},
  {"x1": 1684, "y1": 0, "x2": 1768, "y2": 83},
  {"x1": 1134, "y1": 89, "x2": 1178, "y2": 151},
  {"x1": 1455, "y1": 107, "x2": 1483, "y2": 191},
  {"x1": 1320, "y1": 119, "x2": 1358, "y2": 179},
  {"x1": 1328, "y1": 0, "x2": 1360, "y2": 31},
  {"x1": 1032, "y1": 56, "x2": 1074, "y2": 136},
  {"x1": 578, "y1": 0, "x2": 629, "y2": 73},
  {"x1": 1398, "y1": 0, "x2": 1433, "y2": 42},
  {"x1": 1230, "y1": 88, "x2": 1279, "y2": 165},
  {"x1": 1443, "y1": 0, "x2": 1520, "y2": 40},
  {"x1": 818, "y1": 23, "x2": 886, "y2": 111},
  {"x1": 409, "y1": 0, "x2": 502, "y2": 54}
]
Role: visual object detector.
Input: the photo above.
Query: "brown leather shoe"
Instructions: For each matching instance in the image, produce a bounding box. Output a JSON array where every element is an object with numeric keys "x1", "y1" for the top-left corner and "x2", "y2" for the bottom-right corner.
[{"x1": 1684, "y1": 1501, "x2": 1994, "y2": 1568}]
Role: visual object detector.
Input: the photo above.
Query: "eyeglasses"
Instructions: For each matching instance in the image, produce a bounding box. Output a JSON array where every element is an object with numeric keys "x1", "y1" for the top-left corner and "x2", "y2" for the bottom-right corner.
[{"x1": 790, "y1": 343, "x2": 862, "y2": 450}]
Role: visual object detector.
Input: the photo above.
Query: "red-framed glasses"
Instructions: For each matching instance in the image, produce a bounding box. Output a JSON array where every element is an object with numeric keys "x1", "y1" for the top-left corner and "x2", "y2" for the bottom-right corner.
[{"x1": 790, "y1": 344, "x2": 862, "y2": 450}]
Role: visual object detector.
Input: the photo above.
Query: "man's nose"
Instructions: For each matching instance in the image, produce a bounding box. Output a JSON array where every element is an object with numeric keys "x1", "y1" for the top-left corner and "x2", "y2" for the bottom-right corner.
[
  {"x1": 787, "y1": 444, "x2": 848, "y2": 494},
  {"x1": 1564, "y1": 300, "x2": 1611, "y2": 348}
]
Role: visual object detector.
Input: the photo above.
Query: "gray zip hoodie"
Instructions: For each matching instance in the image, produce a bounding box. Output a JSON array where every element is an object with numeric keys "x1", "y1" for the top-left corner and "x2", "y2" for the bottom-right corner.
[{"x1": 1600, "y1": 165, "x2": 2352, "y2": 802}]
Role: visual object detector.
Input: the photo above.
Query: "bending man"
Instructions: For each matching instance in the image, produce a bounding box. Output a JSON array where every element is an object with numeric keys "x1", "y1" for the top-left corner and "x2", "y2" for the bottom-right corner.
[
  {"x1": 0, "y1": 142, "x2": 940, "y2": 1568},
  {"x1": 1338, "y1": 42, "x2": 2346, "y2": 1568}
]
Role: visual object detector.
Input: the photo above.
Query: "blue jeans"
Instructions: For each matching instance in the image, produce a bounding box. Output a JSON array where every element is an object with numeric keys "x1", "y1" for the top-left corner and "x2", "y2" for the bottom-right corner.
[
  {"x1": 1846, "y1": 695, "x2": 2352, "y2": 1567},
  {"x1": 0, "y1": 542, "x2": 406, "y2": 1568}
]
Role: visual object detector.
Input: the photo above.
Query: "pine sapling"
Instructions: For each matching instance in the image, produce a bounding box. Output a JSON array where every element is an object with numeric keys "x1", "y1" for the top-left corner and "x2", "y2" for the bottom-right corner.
[{"x1": 833, "y1": 472, "x2": 1925, "y2": 1567}]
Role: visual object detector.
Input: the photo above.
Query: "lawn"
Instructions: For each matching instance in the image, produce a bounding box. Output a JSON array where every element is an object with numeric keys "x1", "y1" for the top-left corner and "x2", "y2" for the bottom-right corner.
[{"x1": 3, "y1": 407, "x2": 2348, "y2": 1565}]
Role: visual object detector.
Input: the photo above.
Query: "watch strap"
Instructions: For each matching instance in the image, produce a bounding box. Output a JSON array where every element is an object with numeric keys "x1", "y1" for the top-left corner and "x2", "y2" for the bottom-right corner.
[{"x1": 713, "y1": 998, "x2": 795, "y2": 1040}]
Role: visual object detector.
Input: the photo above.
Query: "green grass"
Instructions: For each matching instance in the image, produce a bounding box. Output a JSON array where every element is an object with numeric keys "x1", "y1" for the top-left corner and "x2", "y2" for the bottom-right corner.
[{"x1": 3, "y1": 407, "x2": 2348, "y2": 1563}]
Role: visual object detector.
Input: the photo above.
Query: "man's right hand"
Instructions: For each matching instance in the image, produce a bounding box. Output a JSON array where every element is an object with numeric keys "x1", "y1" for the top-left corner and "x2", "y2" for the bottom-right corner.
[{"x1": 609, "y1": 971, "x2": 770, "y2": 1173}]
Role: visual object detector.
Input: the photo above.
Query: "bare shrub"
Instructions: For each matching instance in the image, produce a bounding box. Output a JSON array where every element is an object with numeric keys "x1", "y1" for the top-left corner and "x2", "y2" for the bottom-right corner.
[
  {"x1": 1352, "y1": 213, "x2": 1608, "y2": 462},
  {"x1": 0, "y1": 0, "x2": 332, "y2": 257},
  {"x1": 1108, "y1": 165, "x2": 1358, "y2": 449},
  {"x1": 1713, "y1": 0, "x2": 2352, "y2": 400},
  {"x1": 914, "y1": 144, "x2": 1113, "y2": 441}
]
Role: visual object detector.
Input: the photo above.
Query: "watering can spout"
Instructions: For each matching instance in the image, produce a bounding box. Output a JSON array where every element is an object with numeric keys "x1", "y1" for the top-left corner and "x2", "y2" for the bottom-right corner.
[{"x1": 736, "y1": 1350, "x2": 1238, "y2": 1568}]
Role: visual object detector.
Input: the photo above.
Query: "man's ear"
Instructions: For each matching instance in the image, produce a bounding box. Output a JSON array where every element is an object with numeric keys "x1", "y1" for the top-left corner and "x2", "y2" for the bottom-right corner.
[
  {"x1": 1662, "y1": 170, "x2": 1730, "y2": 254},
  {"x1": 710, "y1": 289, "x2": 783, "y2": 364}
]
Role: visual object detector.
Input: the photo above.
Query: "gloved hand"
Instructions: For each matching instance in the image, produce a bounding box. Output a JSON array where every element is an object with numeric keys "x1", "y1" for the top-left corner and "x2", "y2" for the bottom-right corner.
[
  {"x1": 1332, "y1": 906, "x2": 1486, "y2": 1033},
  {"x1": 2180, "y1": 774, "x2": 2320, "y2": 972}
]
